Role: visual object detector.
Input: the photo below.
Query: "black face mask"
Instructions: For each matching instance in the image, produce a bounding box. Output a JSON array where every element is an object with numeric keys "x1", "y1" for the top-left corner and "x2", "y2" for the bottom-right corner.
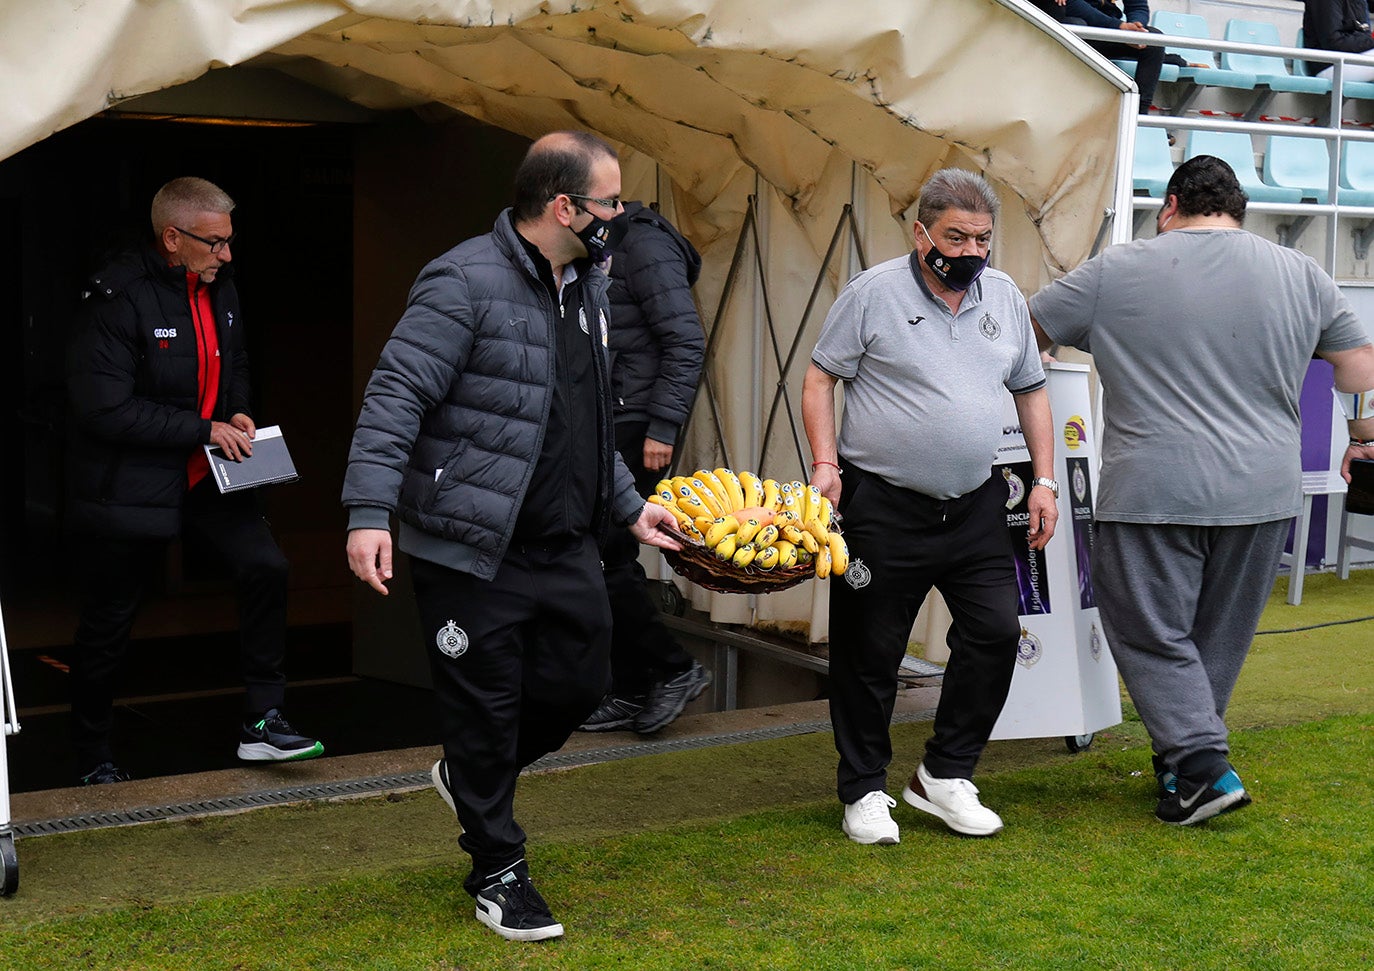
[
  {"x1": 921, "y1": 225, "x2": 989, "y2": 292},
  {"x1": 574, "y1": 210, "x2": 630, "y2": 261}
]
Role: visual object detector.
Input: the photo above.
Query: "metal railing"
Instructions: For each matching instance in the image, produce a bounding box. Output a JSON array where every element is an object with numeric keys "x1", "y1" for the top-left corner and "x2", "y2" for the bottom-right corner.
[{"x1": 1069, "y1": 24, "x2": 1374, "y2": 277}]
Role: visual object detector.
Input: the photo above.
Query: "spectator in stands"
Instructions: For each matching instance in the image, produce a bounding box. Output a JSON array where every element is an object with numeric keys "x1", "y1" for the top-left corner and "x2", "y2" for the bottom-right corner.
[
  {"x1": 1032, "y1": 0, "x2": 1165, "y2": 114},
  {"x1": 1030, "y1": 155, "x2": 1374, "y2": 827},
  {"x1": 579, "y1": 203, "x2": 710, "y2": 736},
  {"x1": 1303, "y1": 0, "x2": 1374, "y2": 83}
]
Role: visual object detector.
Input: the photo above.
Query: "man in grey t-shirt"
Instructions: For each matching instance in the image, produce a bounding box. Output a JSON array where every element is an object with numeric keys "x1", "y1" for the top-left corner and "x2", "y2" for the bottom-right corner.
[
  {"x1": 803, "y1": 168, "x2": 1059, "y2": 845},
  {"x1": 1031, "y1": 155, "x2": 1374, "y2": 827}
]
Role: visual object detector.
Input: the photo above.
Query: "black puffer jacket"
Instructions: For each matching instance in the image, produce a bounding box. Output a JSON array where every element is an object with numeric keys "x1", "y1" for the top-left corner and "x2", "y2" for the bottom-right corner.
[
  {"x1": 606, "y1": 203, "x2": 705, "y2": 445},
  {"x1": 66, "y1": 245, "x2": 250, "y2": 539},
  {"x1": 1304, "y1": 0, "x2": 1374, "y2": 76},
  {"x1": 341, "y1": 210, "x2": 643, "y2": 582}
]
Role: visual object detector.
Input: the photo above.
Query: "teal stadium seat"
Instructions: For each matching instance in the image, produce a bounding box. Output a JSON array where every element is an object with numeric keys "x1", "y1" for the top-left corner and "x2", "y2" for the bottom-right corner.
[
  {"x1": 1263, "y1": 136, "x2": 1333, "y2": 202},
  {"x1": 1295, "y1": 29, "x2": 1374, "y2": 99},
  {"x1": 1185, "y1": 129, "x2": 1302, "y2": 202},
  {"x1": 1223, "y1": 19, "x2": 1331, "y2": 95},
  {"x1": 1150, "y1": 11, "x2": 1257, "y2": 89},
  {"x1": 1133, "y1": 127, "x2": 1174, "y2": 196},
  {"x1": 1112, "y1": 58, "x2": 1181, "y2": 86},
  {"x1": 1340, "y1": 139, "x2": 1374, "y2": 197}
]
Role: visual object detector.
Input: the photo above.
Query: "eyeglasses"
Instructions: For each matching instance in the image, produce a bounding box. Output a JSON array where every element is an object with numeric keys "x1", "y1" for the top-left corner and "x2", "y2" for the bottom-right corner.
[
  {"x1": 175, "y1": 227, "x2": 236, "y2": 255},
  {"x1": 558, "y1": 193, "x2": 622, "y2": 213}
]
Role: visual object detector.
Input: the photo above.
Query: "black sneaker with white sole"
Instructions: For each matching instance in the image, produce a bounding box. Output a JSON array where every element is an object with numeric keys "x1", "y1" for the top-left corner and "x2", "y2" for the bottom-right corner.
[
  {"x1": 1156, "y1": 766, "x2": 1251, "y2": 826},
  {"x1": 474, "y1": 864, "x2": 564, "y2": 942},
  {"x1": 577, "y1": 694, "x2": 646, "y2": 732},
  {"x1": 236, "y1": 709, "x2": 324, "y2": 762}
]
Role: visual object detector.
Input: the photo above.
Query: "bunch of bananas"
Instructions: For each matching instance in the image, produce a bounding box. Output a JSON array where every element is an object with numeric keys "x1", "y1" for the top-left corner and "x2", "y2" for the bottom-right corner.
[{"x1": 647, "y1": 468, "x2": 849, "y2": 579}]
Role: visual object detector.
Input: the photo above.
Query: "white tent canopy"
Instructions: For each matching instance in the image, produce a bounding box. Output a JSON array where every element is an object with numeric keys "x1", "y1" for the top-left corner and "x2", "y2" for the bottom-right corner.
[{"x1": 1, "y1": 0, "x2": 1131, "y2": 639}]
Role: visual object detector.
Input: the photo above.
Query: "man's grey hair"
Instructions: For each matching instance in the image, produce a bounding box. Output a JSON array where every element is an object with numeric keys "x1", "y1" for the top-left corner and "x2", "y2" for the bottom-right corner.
[
  {"x1": 916, "y1": 169, "x2": 1000, "y2": 227},
  {"x1": 150, "y1": 177, "x2": 235, "y2": 233}
]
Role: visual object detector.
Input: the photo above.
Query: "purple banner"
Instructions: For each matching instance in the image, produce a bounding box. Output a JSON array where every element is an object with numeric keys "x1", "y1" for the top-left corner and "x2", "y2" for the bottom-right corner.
[
  {"x1": 1000, "y1": 460, "x2": 1051, "y2": 616},
  {"x1": 1291, "y1": 360, "x2": 1336, "y2": 568},
  {"x1": 1066, "y1": 456, "x2": 1096, "y2": 609}
]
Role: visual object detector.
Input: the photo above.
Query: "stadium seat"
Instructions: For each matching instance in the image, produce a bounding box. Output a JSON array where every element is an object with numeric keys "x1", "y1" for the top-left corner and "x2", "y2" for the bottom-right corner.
[
  {"x1": 1263, "y1": 136, "x2": 1332, "y2": 202},
  {"x1": 1295, "y1": 29, "x2": 1374, "y2": 99},
  {"x1": 1133, "y1": 127, "x2": 1174, "y2": 196},
  {"x1": 1223, "y1": 20, "x2": 1331, "y2": 95},
  {"x1": 1112, "y1": 58, "x2": 1181, "y2": 86},
  {"x1": 1341, "y1": 139, "x2": 1374, "y2": 192},
  {"x1": 1150, "y1": 11, "x2": 1257, "y2": 89},
  {"x1": 1185, "y1": 129, "x2": 1302, "y2": 202}
]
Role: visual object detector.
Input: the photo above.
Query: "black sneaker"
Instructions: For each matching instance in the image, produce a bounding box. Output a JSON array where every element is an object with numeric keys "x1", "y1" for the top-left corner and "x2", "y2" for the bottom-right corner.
[
  {"x1": 1156, "y1": 766, "x2": 1251, "y2": 826},
  {"x1": 474, "y1": 864, "x2": 564, "y2": 942},
  {"x1": 632, "y1": 660, "x2": 711, "y2": 734},
  {"x1": 577, "y1": 694, "x2": 646, "y2": 732},
  {"x1": 431, "y1": 759, "x2": 463, "y2": 832},
  {"x1": 237, "y1": 709, "x2": 324, "y2": 762},
  {"x1": 79, "y1": 762, "x2": 132, "y2": 786}
]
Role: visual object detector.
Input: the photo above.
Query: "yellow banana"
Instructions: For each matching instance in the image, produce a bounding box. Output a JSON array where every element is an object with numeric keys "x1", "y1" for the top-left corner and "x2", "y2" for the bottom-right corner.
[
  {"x1": 731, "y1": 543, "x2": 758, "y2": 568},
  {"x1": 780, "y1": 521, "x2": 807, "y2": 545},
  {"x1": 714, "y1": 468, "x2": 746, "y2": 511},
  {"x1": 754, "y1": 545, "x2": 780, "y2": 571},
  {"x1": 799, "y1": 530, "x2": 820, "y2": 554},
  {"x1": 649, "y1": 493, "x2": 691, "y2": 528},
  {"x1": 695, "y1": 470, "x2": 734, "y2": 513},
  {"x1": 676, "y1": 493, "x2": 710, "y2": 520},
  {"x1": 735, "y1": 518, "x2": 764, "y2": 545},
  {"x1": 774, "y1": 540, "x2": 799, "y2": 569},
  {"x1": 739, "y1": 470, "x2": 765, "y2": 507},
  {"x1": 818, "y1": 496, "x2": 834, "y2": 529},
  {"x1": 803, "y1": 485, "x2": 823, "y2": 524},
  {"x1": 754, "y1": 524, "x2": 779, "y2": 548},
  {"x1": 780, "y1": 495, "x2": 800, "y2": 519},
  {"x1": 671, "y1": 477, "x2": 715, "y2": 515},
  {"x1": 681, "y1": 520, "x2": 704, "y2": 541},
  {"x1": 654, "y1": 478, "x2": 674, "y2": 499},
  {"x1": 827, "y1": 532, "x2": 849, "y2": 574},
  {"x1": 762, "y1": 479, "x2": 782, "y2": 512},
  {"x1": 796, "y1": 548, "x2": 814, "y2": 566},
  {"x1": 815, "y1": 547, "x2": 832, "y2": 579},
  {"x1": 804, "y1": 517, "x2": 830, "y2": 547},
  {"x1": 688, "y1": 477, "x2": 726, "y2": 517},
  {"x1": 694, "y1": 515, "x2": 716, "y2": 535},
  {"x1": 704, "y1": 515, "x2": 740, "y2": 548},
  {"x1": 714, "y1": 534, "x2": 738, "y2": 561}
]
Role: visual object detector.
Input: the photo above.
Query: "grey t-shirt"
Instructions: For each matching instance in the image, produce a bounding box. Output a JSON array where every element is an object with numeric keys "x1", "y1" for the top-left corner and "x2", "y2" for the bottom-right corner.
[
  {"x1": 1031, "y1": 228, "x2": 1370, "y2": 525},
  {"x1": 813, "y1": 254, "x2": 1045, "y2": 500}
]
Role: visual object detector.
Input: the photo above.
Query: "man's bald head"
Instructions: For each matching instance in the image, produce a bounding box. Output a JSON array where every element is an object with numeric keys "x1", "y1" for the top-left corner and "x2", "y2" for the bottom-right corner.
[{"x1": 512, "y1": 131, "x2": 618, "y2": 222}]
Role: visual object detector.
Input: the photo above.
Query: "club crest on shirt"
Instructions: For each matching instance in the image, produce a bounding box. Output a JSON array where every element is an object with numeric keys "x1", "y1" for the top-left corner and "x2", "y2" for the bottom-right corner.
[
  {"x1": 436, "y1": 619, "x2": 469, "y2": 659},
  {"x1": 844, "y1": 558, "x2": 871, "y2": 589},
  {"x1": 578, "y1": 306, "x2": 590, "y2": 336},
  {"x1": 1090, "y1": 623, "x2": 1102, "y2": 662},
  {"x1": 1016, "y1": 627, "x2": 1043, "y2": 667},
  {"x1": 979, "y1": 313, "x2": 1001, "y2": 341}
]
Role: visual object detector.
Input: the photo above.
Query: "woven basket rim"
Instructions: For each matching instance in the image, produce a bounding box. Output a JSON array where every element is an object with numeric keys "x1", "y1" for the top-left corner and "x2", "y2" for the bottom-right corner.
[{"x1": 662, "y1": 533, "x2": 816, "y2": 595}]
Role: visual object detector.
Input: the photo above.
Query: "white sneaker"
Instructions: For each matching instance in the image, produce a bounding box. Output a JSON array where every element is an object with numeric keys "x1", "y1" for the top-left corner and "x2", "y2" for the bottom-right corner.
[
  {"x1": 902, "y1": 763, "x2": 1003, "y2": 837},
  {"x1": 842, "y1": 790, "x2": 901, "y2": 845}
]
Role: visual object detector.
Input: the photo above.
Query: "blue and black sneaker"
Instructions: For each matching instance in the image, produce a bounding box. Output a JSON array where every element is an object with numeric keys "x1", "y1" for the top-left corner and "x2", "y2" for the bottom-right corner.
[
  {"x1": 237, "y1": 709, "x2": 324, "y2": 762},
  {"x1": 1156, "y1": 770, "x2": 1178, "y2": 799},
  {"x1": 1155, "y1": 765, "x2": 1250, "y2": 826}
]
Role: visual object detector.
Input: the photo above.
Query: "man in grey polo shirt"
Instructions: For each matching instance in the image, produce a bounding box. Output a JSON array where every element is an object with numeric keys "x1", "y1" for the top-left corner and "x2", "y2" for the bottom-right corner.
[
  {"x1": 1030, "y1": 155, "x2": 1374, "y2": 826},
  {"x1": 803, "y1": 168, "x2": 1059, "y2": 844}
]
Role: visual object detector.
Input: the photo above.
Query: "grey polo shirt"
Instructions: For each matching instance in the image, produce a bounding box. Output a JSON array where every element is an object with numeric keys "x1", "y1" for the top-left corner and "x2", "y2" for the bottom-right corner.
[
  {"x1": 1031, "y1": 228, "x2": 1371, "y2": 525},
  {"x1": 812, "y1": 253, "x2": 1045, "y2": 500}
]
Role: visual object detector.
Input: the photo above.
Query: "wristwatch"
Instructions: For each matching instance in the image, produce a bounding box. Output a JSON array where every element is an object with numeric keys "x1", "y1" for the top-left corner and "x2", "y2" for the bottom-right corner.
[{"x1": 1031, "y1": 476, "x2": 1060, "y2": 498}]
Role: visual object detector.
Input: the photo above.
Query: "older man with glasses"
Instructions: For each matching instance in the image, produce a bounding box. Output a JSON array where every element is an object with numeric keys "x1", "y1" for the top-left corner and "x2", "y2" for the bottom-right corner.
[{"x1": 65, "y1": 176, "x2": 323, "y2": 787}]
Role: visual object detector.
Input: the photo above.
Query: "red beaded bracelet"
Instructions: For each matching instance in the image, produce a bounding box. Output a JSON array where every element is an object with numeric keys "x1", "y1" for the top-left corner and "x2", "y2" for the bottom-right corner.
[{"x1": 811, "y1": 460, "x2": 842, "y2": 474}]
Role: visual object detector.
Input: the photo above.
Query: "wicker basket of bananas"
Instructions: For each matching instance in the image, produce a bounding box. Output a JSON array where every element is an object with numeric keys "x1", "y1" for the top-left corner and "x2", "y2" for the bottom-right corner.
[{"x1": 650, "y1": 468, "x2": 848, "y2": 595}]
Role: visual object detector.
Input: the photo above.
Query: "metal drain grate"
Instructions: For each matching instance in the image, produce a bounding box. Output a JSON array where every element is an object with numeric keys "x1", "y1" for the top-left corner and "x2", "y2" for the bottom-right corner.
[{"x1": 14, "y1": 707, "x2": 937, "y2": 838}]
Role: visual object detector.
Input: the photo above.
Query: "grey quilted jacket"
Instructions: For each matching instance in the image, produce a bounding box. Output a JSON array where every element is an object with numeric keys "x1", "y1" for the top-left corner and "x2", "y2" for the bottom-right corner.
[{"x1": 342, "y1": 210, "x2": 643, "y2": 581}]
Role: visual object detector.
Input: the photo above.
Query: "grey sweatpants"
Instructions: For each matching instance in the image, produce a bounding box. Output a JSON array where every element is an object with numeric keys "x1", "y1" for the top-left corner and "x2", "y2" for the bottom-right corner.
[{"x1": 1092, "y1": 519, "x2": 1290, "y2": 775}]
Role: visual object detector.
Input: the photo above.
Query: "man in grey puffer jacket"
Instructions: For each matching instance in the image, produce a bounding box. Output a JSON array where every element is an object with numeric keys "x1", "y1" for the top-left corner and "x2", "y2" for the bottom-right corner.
[{"x1": 343, "y1": 131, "x2": 680, "y2": 943}]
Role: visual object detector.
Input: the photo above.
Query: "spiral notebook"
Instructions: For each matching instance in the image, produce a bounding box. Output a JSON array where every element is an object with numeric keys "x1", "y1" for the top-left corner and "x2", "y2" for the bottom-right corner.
[{"x1": 203, "y1": 425, "x2": 300, "y2": 493}]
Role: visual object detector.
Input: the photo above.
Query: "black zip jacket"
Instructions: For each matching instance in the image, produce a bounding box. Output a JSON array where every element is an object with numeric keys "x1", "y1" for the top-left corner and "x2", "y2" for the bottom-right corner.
[
  {"x1": 606, "y1": 203, "x2": 705, "y2": 446},
  {"x1": 66, "y1": 245, "x2": 250, "y2": 539}
]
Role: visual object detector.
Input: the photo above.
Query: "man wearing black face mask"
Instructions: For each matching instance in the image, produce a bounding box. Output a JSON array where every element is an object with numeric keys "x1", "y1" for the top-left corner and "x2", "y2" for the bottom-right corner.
[
  {"x1": 343, "y1": 130, "x2": 680, "y2": 942},
  {"x1": 803, "y1": 168, "x2": 1058, "y2": 845}
]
